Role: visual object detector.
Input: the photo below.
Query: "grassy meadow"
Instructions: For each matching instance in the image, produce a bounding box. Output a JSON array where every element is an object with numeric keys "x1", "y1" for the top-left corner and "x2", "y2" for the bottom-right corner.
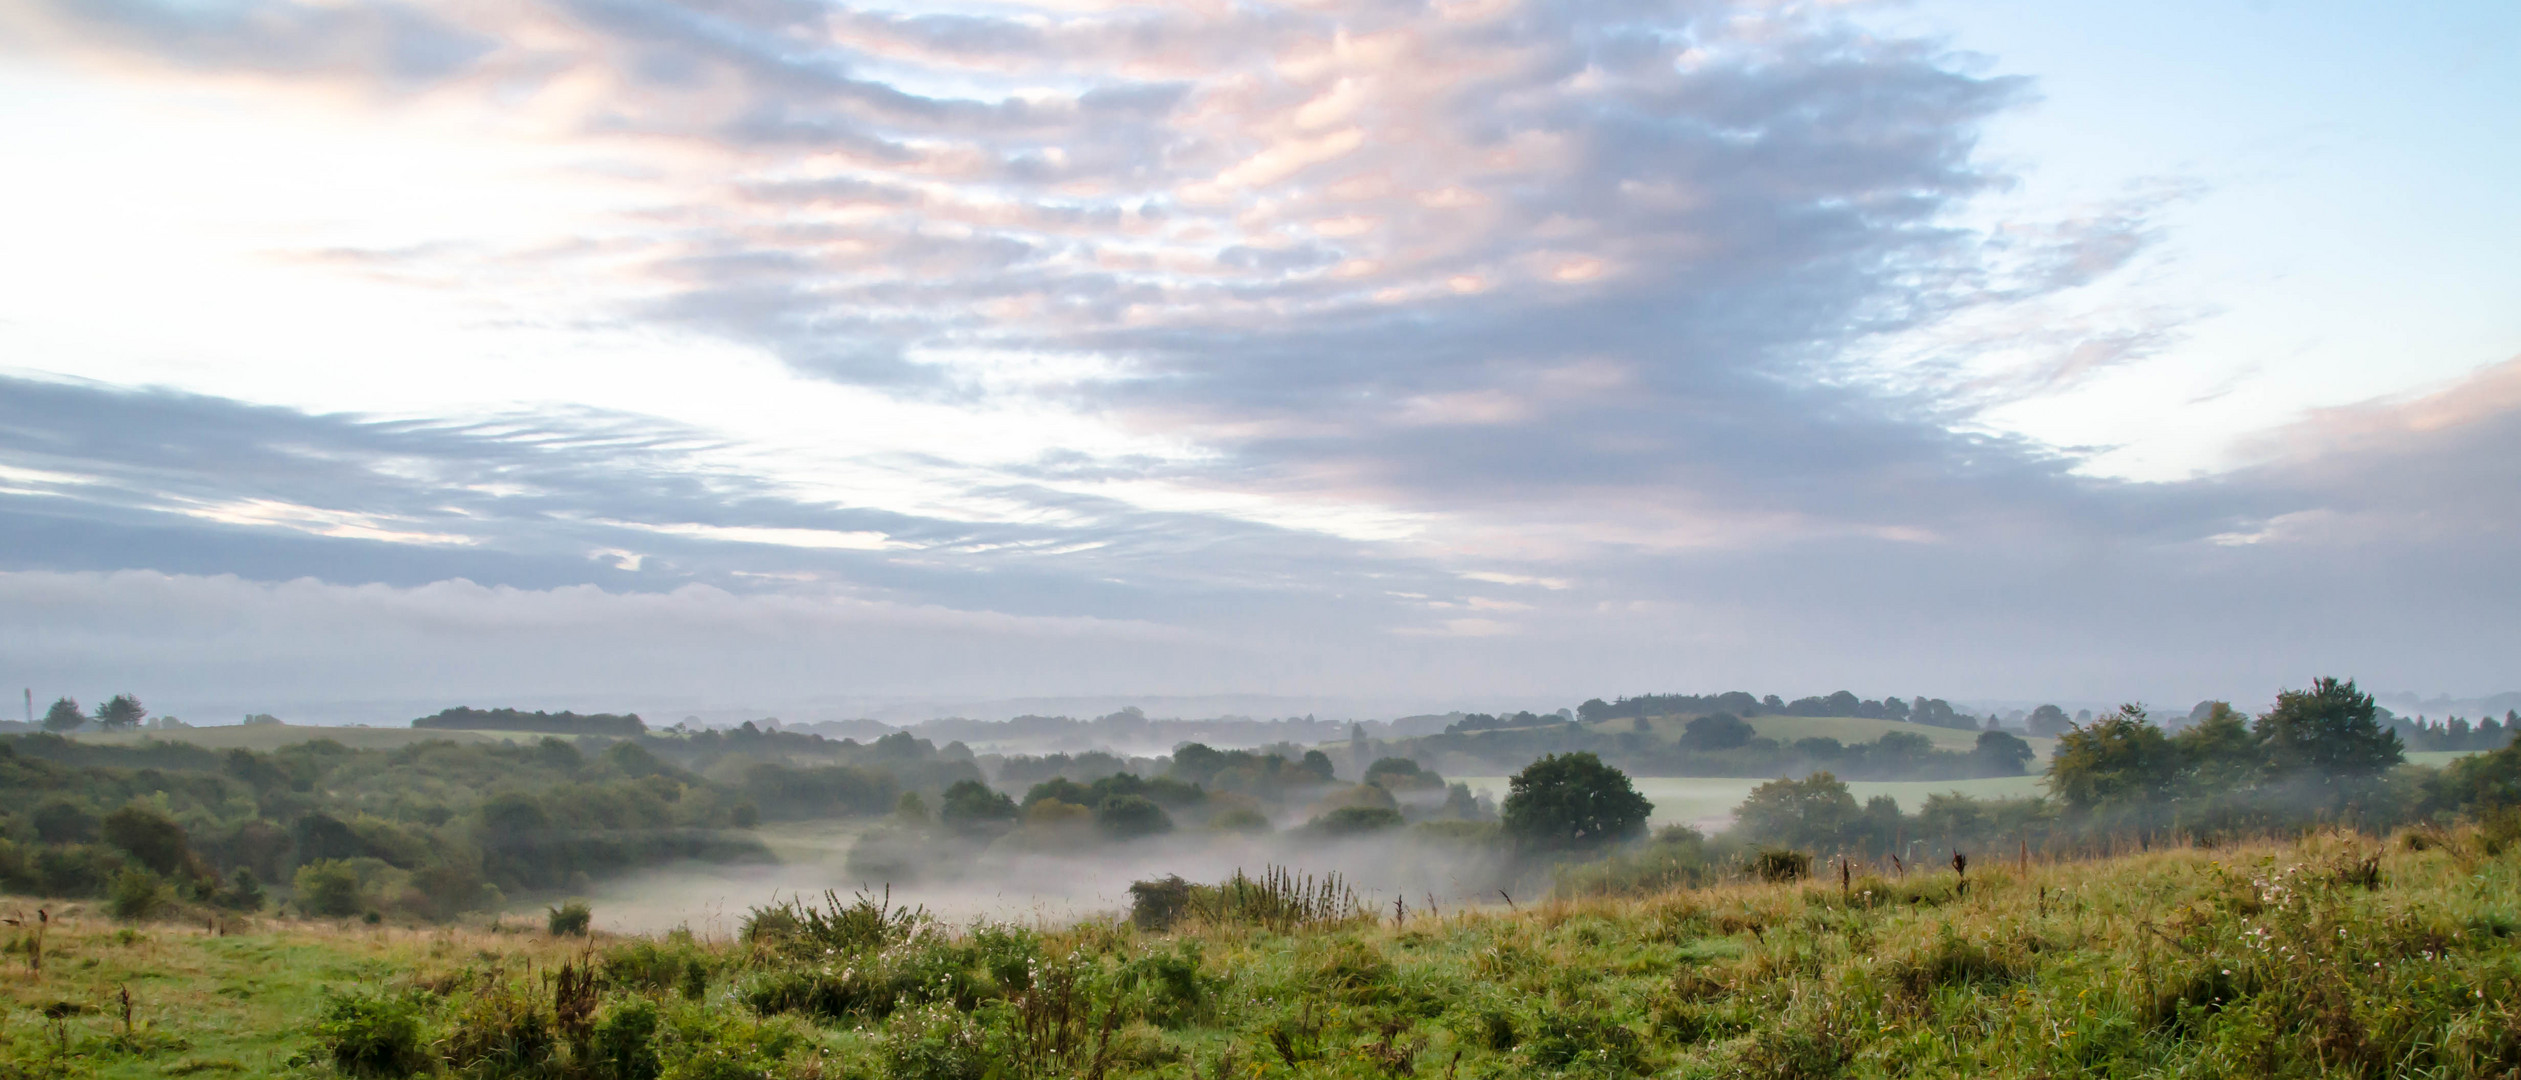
[{"x1": 6, "y1": 824, "x2": 2520, "y2": 1079}]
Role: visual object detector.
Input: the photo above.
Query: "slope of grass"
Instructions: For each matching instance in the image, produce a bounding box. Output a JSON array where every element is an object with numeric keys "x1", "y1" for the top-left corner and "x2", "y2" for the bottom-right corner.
[{"x1": 8, "y1": 824, "x2": 2518, "y2": 1079}]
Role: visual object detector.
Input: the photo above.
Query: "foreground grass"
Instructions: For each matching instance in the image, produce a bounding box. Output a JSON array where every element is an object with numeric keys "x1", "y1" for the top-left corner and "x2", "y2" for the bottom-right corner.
[{"x1": 6, "y1": 826, "x2": 2520, "y2": 1079}]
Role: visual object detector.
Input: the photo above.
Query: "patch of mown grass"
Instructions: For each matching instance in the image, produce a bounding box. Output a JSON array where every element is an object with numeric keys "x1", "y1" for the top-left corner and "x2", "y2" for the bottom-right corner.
[{"x1": 9, "y1": 824, "x2": 2521, "y2": 1078}]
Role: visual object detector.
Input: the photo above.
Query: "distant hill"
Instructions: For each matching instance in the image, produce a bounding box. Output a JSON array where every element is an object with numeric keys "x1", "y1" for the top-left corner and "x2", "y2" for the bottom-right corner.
[{"x1": 412, "y1": 707, "x2": 645, "y2": 736}]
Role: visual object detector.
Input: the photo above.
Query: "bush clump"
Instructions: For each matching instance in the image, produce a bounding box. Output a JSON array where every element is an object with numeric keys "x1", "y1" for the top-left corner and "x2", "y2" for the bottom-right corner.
[
  {"x1": 313, "y1": 991, "x2": 431, "y2": 1078},
  {"x1": 548, "y1": 900, "x2": 593, "y2": 936}
]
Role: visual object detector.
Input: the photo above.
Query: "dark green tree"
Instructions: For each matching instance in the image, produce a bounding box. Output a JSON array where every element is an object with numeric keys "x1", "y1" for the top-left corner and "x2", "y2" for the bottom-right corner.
[
  {"x1": 100, "y1": 802, "x2": 193, "y2": 877},
  {"x1": 1298, "y1": 750, "x2": 1337, "y2": 783},
  {"x1": 2172, "y1": 702, "x2": 2258, "y2": 791},
  {"x1": 95, "y1": 693, "x2": 147, "y2": 731},
  {"x1": 41, "y1": 696, "x2": 84, "y2": 732},
  {"x1": 2255, "y1": 677, "x2": 2403, "y2": 782},
  {"x1": 1094, "y1": 794, "x2": 1173, "y2": 840},
  {"x1": 1679, "y1": 712, "x2": 1754, "y2": 751},
  {"x1": 1972, "y1": 730, "x2": 2035, "y2": 775},
  {"x1": 1732, "y1": 773, "x2": 1860, "y2": 851},
  {"x1": 939, "y1": 779, "x2": 1018, "y2": 833},
  {"x1": 2026, "y1": 704, "x2": 2071, "y2": 737},
  {"x1": 33, "y1": 799, "x2": 96, "y2": 843},
  {"x1": 1501, "y1": 752, "x2": 1652, "y2": 850},
  {"x1": 2046, "y1": 704, "x2": 2180, "y2": 815}
]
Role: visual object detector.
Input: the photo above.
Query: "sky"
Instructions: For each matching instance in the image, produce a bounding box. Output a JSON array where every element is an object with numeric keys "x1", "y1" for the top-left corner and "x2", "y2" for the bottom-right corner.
[{"x1": 0, "y1": 0, "x2": 2514, "y2": 724}]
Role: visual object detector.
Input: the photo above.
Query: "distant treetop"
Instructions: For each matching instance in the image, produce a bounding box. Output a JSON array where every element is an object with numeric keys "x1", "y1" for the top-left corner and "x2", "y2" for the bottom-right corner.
[{"x1": 412, "y1": 707, "x2": 646, "y2": 736}]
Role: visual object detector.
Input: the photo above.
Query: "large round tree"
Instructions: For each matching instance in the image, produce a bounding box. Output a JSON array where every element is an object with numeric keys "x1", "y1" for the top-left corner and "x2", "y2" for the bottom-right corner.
[{"x1": 1501, "y1": 752, "x2": 1653, "y2": 850}]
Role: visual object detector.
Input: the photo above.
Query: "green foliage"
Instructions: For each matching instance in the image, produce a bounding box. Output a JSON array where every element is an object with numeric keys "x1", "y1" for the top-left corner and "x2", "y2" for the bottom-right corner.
[
  {"x1": 32, "y1": 799, "x2": 96, "y2": 843},
  {"x1": 95, "y1": 693, "x2": 148, "y2": 731},
  {"x1": 937, "y1": 779, "x2": 1018, "y2": 834},
  {"x1": 1554, "y1": 825, "x2": 1712, "y2": 898},
  {"x1": 1130, "y1": 866, "x2": 1364, "y2": 933},
  {"x1": 313, "y1": 990, "x2": 431, "y2": 1078},
  {"x1": 1094, "y1": 794, "x2": 1173, "y2": 840},
  {"x1": 100, "y1": 800, "x2": 193, "y2": 877},
  {"x1": 106, "y1": 867, "x2": 171, "y2": 920},
  {"x1": 1972, "y1": 729, "x2": 2035, "y2": 774},
  {"x1": 743, "y1": 889, "x2": 928, "y2": 959},
  {"x1": 294, "y1": 859, "x2": 364, "y2": 917},
  {"x1": 606, "y1": 936, "x2": 716, "y2": 999},
  {"x1": 216, "y1": 866, "x2": 268, "y2": 912},
  {"x1": 1127, "y1": 875, "x2": 1195, "y2": 931},
  {"x1": 1680, "y1": 712, "x2": 1755, "y2": 751},
  {"x1": 1747, "y1": 848, "x2": 1811, "y2": 882},
  {"x1": 2048, "y1": 704, "x2": 2182, "y2": 814},
  {"x1": 1502, "y1": 752, "x2": 1653, "y2": 850},
  {"x1": 1, "y1": 729, "x2": 779, "y2": 914},
  {"x1": 550, "y1": 899, "x2": 594, "y2": 936},
  {"x1": 1732, "y1": 773, "x2": 1862, "y2": 851},
  {"x1": 1302, "y1": 805, "x2": 1405, "y2": 836},
  {"x1": 41, "y1": 696, "x2": 85, "y2": 732},
  {"x1": 414, "y1": 705, "x2": 646, "y2": 735},
  {"x1": 2428, "y1": 737, "x2": 2521, "y2": 813},
  {"x1": 2256, "y1": 676, "x2": 2404, "y2": 783},
  {"x1": 591, "y1": 997, "x2": 664, "y2": 1080}
]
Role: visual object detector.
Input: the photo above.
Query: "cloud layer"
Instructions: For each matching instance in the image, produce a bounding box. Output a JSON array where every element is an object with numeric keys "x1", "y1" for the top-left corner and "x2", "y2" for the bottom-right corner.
[{"x1": 1, "y1": 0, "x2": 2514, "y2": 715}]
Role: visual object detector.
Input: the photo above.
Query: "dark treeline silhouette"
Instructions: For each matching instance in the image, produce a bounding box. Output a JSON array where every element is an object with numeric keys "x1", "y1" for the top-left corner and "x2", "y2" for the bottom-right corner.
[
  {"x1": 1377, "y1": 718, "x2": 2035, "y2": 781},
  {"x1": 2391, "y1": 710, "x2": 2515, "y2": 752},
  {"x1": 1576, "y1": 691, "x2": 1982, "y2": 730},
  {"x1": 413, "y1": 707, "x2": 647, "y2": 736}
]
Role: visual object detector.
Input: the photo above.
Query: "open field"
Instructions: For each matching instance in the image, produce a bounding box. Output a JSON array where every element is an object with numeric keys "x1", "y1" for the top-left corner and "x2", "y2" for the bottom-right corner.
[
  {"x1": 5, "y1": 826, "x2": 2516, "y2": 1079},
  {"x1": 1453, "y1": 774, "x2": 2048, "y2": 830}
]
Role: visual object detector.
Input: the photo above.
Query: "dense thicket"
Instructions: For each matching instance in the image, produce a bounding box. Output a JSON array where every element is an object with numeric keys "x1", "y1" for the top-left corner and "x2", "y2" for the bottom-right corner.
[{"x1": 0, "y1": 723, "x2": 1010, "y2": 919}]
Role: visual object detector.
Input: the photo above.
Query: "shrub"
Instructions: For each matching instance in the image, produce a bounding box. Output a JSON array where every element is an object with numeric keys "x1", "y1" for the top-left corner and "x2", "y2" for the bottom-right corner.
[
  {"x1": 1555, "y1": 825, "x2": 1711, "y2": 898},
  {"x1": 107, "y1": 868, "x2": 172, "y2": 920},
  {"x1": 215, "y1": 867, "x2": 267, "y2": 912},
  {"x1": 314, "y1": 991, "x2": 432, "y2": 1078},
  {"x1": 1303, "y1": 806, "x2": 1405, "y2": 836},
  {"x1": 100, "y1": 803, "x2": 194, "y2": 877},
  {"x1": 1209, "y1": 807, "x2": 1273, "y2": 833},
  {"x1": 605, "y1": 938, "x2": 713, "y2": 997},
  {"x1": 295, "y1": 860, "x2": 365, "y2": 917},
  {"x1": 742, "y1": 889, "x2": 925, "y2": 958},
  {"x1": 1748, "y1": 848, "x2": 1811, "y2": 883},
  {"x1": 1501, "y1": 753, "x2": 1652, "y2": 851},
  {"x1": 590, "y1": 998, "x2": 663, "y2": 1080},
  {"x1": 1129, "y1": 875, "x2": 1194, "y2": 931},
  {"x1": 1095, "y1": 795, "x2": 1174, "y2": 840},
  {"x1": 549, "y1": 900, "x2": 593, "y2": 936},
  {"x1": 441, "y1": 979, "x2": 554, "y2": 1077},
  {"x1": 883, "y1": 1004, "x2": 990, "y2": 1080}
]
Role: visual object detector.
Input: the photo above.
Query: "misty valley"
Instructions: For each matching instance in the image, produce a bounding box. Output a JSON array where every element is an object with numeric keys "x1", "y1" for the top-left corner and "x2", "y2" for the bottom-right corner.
[{"x1": 5, "y1": 679, "x2": 2521, "y2": 1078}]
